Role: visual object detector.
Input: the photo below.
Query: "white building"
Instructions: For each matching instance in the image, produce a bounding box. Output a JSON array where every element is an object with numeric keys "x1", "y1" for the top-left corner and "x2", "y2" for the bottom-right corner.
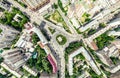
[
  {"x1": 0, "y1": 24, "x2": 19, "y2": 49},
  {"x1": 15, "y1": 29, "x2": 34, "y2": 52},
  {"x1": 108, "y1": 31, "x2": 120, "y2": 36}
]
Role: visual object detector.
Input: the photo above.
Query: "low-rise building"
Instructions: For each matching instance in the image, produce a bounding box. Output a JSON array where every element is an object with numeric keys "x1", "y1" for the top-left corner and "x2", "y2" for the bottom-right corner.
[
  {"x1": 108, "y1": 30, "x2": 120, "y2": 36},
  {"x1": 1, "y1": 62, "x2": 23, "y2": 78},
  {"x1": 0, "y1": 0, "x2": 11, "y2": 10},
  {"x1": 15, "y1": 28, "x2": 34, "y2": 52},
  {"x1": 22, "y1": 65, "x2": 38, "y2": 76}
]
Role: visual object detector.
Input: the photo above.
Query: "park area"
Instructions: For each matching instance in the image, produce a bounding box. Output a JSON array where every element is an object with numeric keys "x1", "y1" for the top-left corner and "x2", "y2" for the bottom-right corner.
[
  {"x1": 45, "y1": 10, "x2": 71, "y2": 33},
  {"x1": 0, "y1": 7, "x2": 29, "y2": 31},
  {"x1": 27, "y1": 45, "x2": 52, "y2": 74}
]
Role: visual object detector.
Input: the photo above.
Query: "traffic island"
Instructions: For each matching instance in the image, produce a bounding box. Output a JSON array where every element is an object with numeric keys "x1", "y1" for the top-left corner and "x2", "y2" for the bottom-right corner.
[{"x1": 56, "y1": 34, "x2": 67, "y2": 45}]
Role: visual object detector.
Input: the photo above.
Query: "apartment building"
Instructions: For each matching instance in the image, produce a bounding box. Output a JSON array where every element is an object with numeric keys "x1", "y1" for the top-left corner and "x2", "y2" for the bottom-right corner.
[
  {"x1": 1, "y1": 48, "x2": 26, "y2": 70},
  {"x1": 0, "y1": 48, "x2": 32, "y2": 78},
  {"x1": 97, "y1": 40, "x2": 120, "y2": 66},
  {"x1": 0, "y1": 0, "x2": 11, "y2": 10},
  {"x1": 67, "y1": 0, "x2": 100, "y2": 19},
  {"x1": 23, "y1": 0, "x2": 50, "y2": 11},
  {"x1": 0, "y1": 24, "x2": 19, "y2": 49}
]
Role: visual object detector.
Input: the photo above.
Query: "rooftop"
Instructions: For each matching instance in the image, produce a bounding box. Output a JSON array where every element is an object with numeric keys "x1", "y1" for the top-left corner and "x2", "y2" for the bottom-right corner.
[
  {"x1": 47, "y1": 54, "x2": 57, "y2": 73},
  {"x1": 23, "y1": 0, "x2": 50, "y2": 11}
]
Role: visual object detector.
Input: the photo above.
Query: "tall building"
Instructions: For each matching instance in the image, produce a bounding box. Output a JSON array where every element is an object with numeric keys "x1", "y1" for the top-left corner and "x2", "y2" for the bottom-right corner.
[
  {"x1": 1, "y1": 48, "x2": 30, "y2": 70},
  {"x1": 23, "y1": 0, "x2": 50, "y2": 11},
  {"x1": 1, "y1": 48, "x2": 32, "y2": 78},
  {"x1": 0, "y1": 24, "x2": 19, "y2": 49}
]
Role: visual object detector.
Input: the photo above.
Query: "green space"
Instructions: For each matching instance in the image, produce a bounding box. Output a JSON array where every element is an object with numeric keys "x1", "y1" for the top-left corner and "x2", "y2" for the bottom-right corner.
[
  {"x1": 0, "y1": 7, "x2": 5, "y2": 11},
  {"x1": 95, "y1": 32, "x2": 115, "y2": 50},
  {"x1": 27, "y1": 45, "x2": 52, "y2": 74},
  {"x1": 46, "y1": 10, "x2": 71, "y2": 33},
  {"x1": 100, "y1": 65, "x2": 111, "y2": 78},
  {"x1": 74, "y1": 26, "x2": 82, "y2": 34},
  {"x1": 92, "y1": 0, "x2": 96, "y2": 2},
  {"x1": 0, "y1": 29, "x2": 2, "y2": 33},
  {"x1": 88, "y1": 67, "x2": 103, "y2": 78},
  {"x1": 65, "y1": 67, "x2": 70, "y2": 78},
  {"x1": 0, "y1": 7, "x2": 29, "y2": 31},
  {"x1": 114, "y1": 27, "x2": 120, "y2": 31},
  {"x1": 110, "y1": 57, "x2": 120, "y2": 65},
  {"x1": 87, "y1": 46, "x2": 109, "y2": 67},
  {"x1": 81, "y1": 12, "x2": 91, "y2": 24},
  {"x1": 0, "y1": 67, "x2": 13, "y2": 78},
  {"x1": 87, "y1": 28, "x2": 97, "y2": 36},
  {"x1": 72, "y1": 54, "x2": 87, "y2": 77},
  {"x1": 65, "y1": 41, "x2": 83, "y2": 77},
  {"x1": 48, "y1": 27, "x2": 56, "y2": 34},
  {"x1": 0, "y1": 72, "x2": 12, "y2": 78},
  {"x1": 0, "y1": 57, "x2": 4, "y2": 64},
  {"x1": 58, "y1": 0, "x2": 67, "y2": 15},
  {"x1": 3, "y1": 47, "x2": 10, "y2": 50},
  {"x1": 11, "y1": 35, "x2": 20, "y2": 48},
  {"x1": 53, "y1": 3, "x2": 58, "y2": 9},
  {"x1": 99, "y1": 23, "x2": 106, "y2": 28},
  {"x1": 65, "y1": 41, "x2": 83, "y2": 62},
  {"x1": 20, "y1": 67, "x2": 30, "y2": 76},
  {"x1": 56, "y1": 34, "x2": 67, "y2": 45},
  {"x1": 82, "y1": 28, "x2": 91, "y2": 38},
  {"x1": 0, "y1": 50, "x2": 3, "y2": 53},
  {"x1": 14, "y1": 0, "x2": 27, "y2": 8},
  {"x1": 72, "y1": 65, "x2": 83, "y2": 78},
  {"x1": 83, "y1": 27, "x2": 106, "y2": 37},
  {"x1": 20, "y1": 67, "x2": 39, "y2": 78},
  {"x1": 32, "y1": 33, "x2": 40, "y2": 45},
  {"x1": 28, "y1": 75, "x2": 39, "y2": 78},
  {"x1": 65, "y1": 41, "x2": 83, "y2": 55},
  {"x1": 76, "y1": 53, "x2": 85, "y2": 60},
  {"x1": 87, "y1": 46, "x2": 112, "y2": 78}
]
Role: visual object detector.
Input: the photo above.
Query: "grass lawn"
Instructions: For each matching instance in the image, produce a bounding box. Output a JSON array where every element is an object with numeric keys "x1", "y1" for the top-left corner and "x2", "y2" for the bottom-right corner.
[
  {"x1": 56, "y1": 34, "x2": 67, "y2": 45},
  {"x1": 0, "y1": 29, "x2": 2, "y2": 33},
  {"x1": 46, "y1": 10, "x2": 71, "y2": 33},
  {"x1": 81, "y1": 12, "x2": 91, "y2": 24},
  {"x1": 48, "y1": 27, "x2": 55, "y2": 34}
]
